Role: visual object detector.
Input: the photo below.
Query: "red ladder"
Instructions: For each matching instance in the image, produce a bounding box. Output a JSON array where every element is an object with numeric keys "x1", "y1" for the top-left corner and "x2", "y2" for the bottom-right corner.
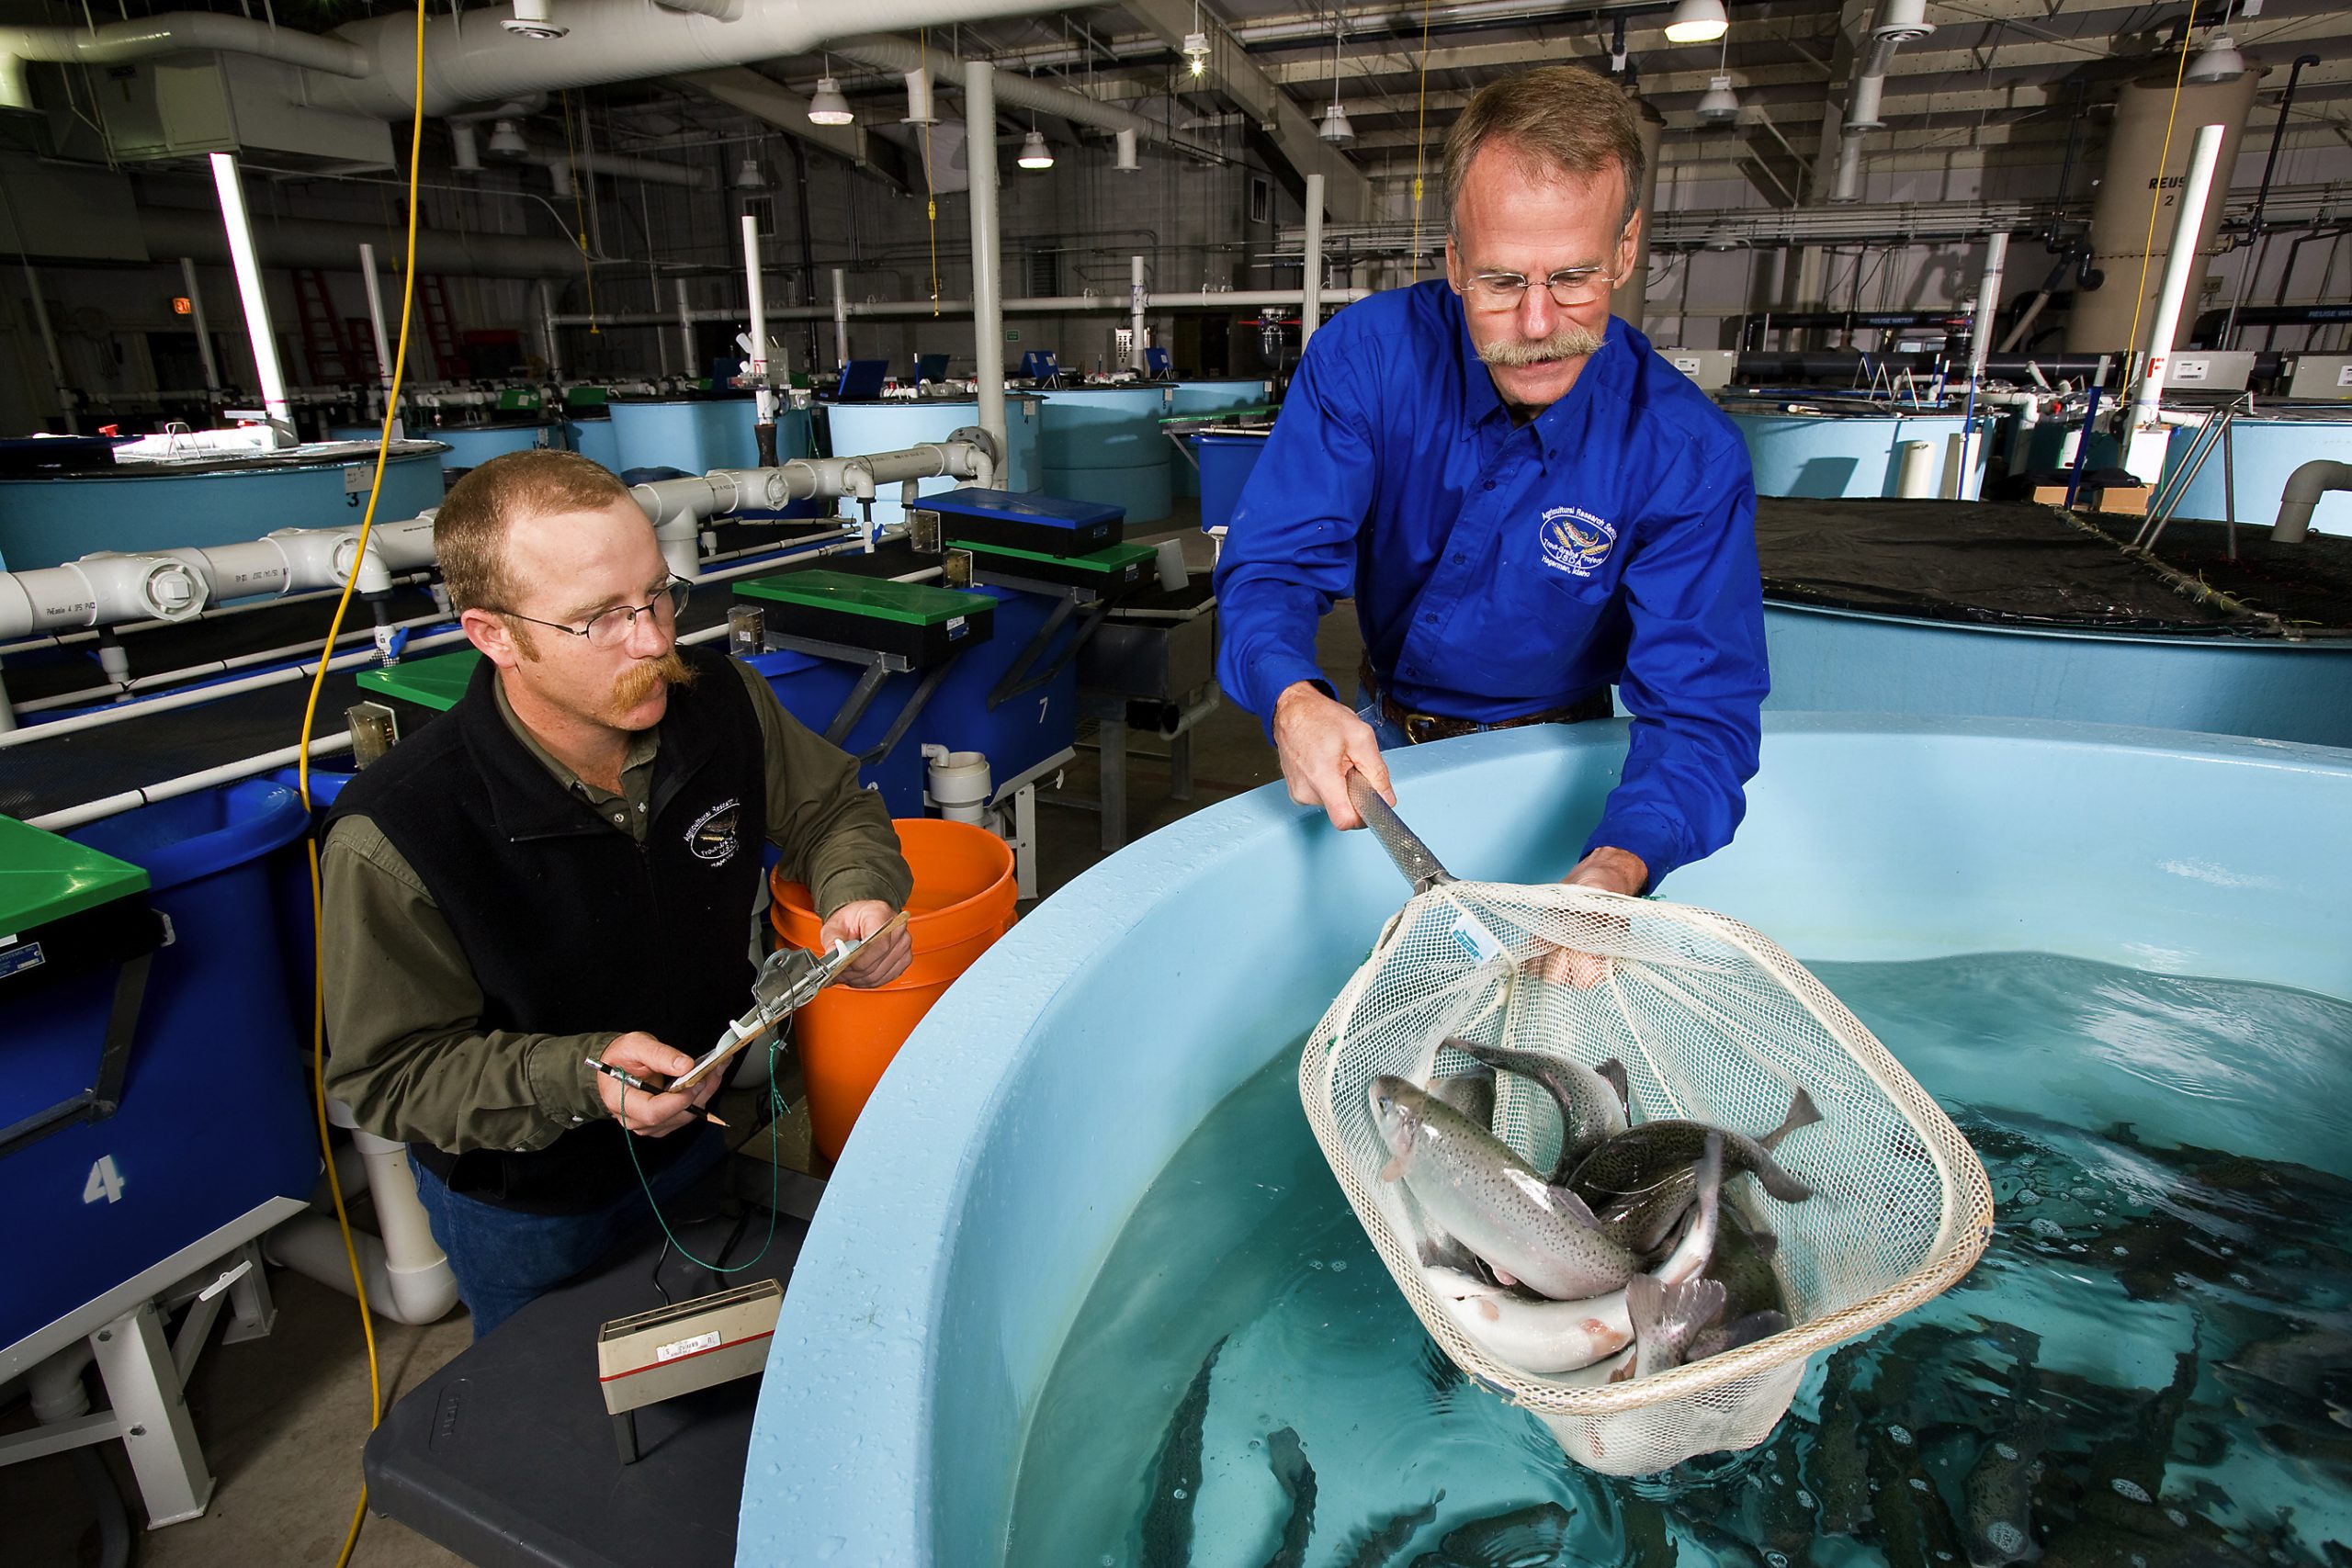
[
  {"x1": 417, "y1": 275, "x2": 464, "y2": 380},
  {"x1": 290, "y1": 268, "x2": 363, "y2": 385}
]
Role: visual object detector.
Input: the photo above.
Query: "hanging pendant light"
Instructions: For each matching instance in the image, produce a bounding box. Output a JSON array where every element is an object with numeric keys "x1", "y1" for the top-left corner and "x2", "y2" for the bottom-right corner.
[
  {"x1": 734, "y1": 157, "x2": 767, "y2": 191},
  {"x1": 1696, "y1": 75, "x2": 1742, "y2": 124},
  {"x1": 2186, "y1": 31, "x2": 2246, "y2": 83},
  {"x1": 1664, "y1": 0, "x2": 1728, "y2": 45},
  {"x1": 1321, "y1": 20, "x2": 1353, "y2": 147},
  {"x1": 808, "y1": 55, "x2": 854, "y2": 127},
  {"x1": 1017, "y1": 129, "x2": 1056, "y2": 170},
  {"x1": 486, "y1": 119, "x2": 529, "y2": 159}
]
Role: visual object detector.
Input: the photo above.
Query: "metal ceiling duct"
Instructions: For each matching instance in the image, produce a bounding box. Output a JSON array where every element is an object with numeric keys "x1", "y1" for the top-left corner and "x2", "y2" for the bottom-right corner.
[{"x1": 136, "y1": 207, "x2": 589, "y2": 280}]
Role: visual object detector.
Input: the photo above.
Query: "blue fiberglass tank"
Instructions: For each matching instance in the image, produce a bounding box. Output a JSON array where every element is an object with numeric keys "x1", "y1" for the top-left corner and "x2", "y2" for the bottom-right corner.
[
  {"x1": 738, "y1": 717, "x2": 2352, "y2": 1563},
  {"x1": 1039, "y1": 385, "x2": 1175, "y2": 525},
  {"x1": 3, "y1": 782, "x2": 318, "y2": 1374},
  {"x1": 608, "y1": 394, "x2": 812, "y2": 476},
  {"x1": 1753, "y1": 495, "x2": 2352, "y2": 748},
  {"x1": 820, "y1": 396, "x2": 1044, "y2": 528},
  {"x1": 1726, "y1": 406, "x2": 1982, "y2": 498},
  {"x1": 567, "y1": 414, "x2": 621, "y2": 472},
  {"x1": 1165, "y1": 378, "x2": 1272, "y2": 498},
  {"x1": 2155, "y1": 408, "x2": 2352, "y2": 536},
  {"x1": 416, "y1": 421, "x2": 559, "y2": 475},
  {"x1": 0, "y1": 443, "x2": 447, "y2": 571}
]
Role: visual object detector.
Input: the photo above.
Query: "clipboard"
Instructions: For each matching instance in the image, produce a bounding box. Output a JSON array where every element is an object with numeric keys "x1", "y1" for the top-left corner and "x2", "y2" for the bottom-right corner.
[{"x1": 662, "y1": 909, "x2": 910, "y2": 1095}]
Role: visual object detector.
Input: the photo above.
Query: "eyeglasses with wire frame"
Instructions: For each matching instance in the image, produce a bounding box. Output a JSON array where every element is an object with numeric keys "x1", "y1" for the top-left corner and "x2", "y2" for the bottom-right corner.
[
  {"x1": 495, "y1": 576, "x2": 691, "y2": 649},
  {"x1": 1463, "y1": 263, "x2": 1629, "y2": 310}
]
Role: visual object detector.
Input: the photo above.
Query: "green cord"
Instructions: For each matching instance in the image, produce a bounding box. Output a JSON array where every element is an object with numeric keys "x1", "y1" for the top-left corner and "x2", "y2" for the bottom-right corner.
[{"x1": 623, "y1": 1031, "x2": 786, "y2": 1274}]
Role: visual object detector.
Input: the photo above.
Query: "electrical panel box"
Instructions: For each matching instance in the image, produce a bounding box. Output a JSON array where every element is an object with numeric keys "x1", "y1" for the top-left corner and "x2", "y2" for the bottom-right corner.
[
  {"x1": 2165, "y1": 351, "x2": 2257, "y2": 392},
  {"x1": 1659, "y1": 349, "x2": 1737, "y2": 390},
  {"x1": 2287, "y1": 355, "x2": 2352, "y2": 401}
]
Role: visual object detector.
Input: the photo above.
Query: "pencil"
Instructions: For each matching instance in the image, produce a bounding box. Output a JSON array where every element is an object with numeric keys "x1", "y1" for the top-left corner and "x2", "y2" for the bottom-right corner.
[{"x1": 583, "y1": 1056, "x2": 729, "y2": 1128}]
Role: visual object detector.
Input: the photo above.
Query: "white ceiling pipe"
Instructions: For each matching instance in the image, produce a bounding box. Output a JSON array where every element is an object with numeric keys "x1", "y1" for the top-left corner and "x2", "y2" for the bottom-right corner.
[
  {"x1": 540, "y1": 148, "x2": 716, "y2": 189},
  {"x1": 0, "y1": 13, "x2": 368, "y2": 111},
  {"x1": 967, "y1": 60, "x2": 1007, "y2": 448},
  {"x1": 139, "y1": 206, "x2": 588, "y2": 280},
  {"x1": 307, "y1": 0, "x2": 1061, "y2": 120},
  {"x1": 831, "y1": 34, "x2": 1182, "y2": 149}
]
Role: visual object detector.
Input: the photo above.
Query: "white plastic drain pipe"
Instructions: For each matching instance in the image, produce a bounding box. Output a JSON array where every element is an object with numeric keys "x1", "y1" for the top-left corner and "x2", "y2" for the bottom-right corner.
[
  {"x1": 1895, "y1": 440, "x2": 1938, "y2": 498},
  {"x1": 2130, "y1": 124, "x2": 2228, "y2": 439},
  {"x1": 264, "y1": 1114, "x2": 457, "y2": 1325},
  {"x1": 209, "y1": 152, "x2": 294, "y2": 447}
]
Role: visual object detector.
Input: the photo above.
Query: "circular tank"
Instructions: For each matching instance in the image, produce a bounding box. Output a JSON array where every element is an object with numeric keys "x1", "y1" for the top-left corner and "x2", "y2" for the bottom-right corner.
[
  {"x1": 821, "y1": 396, "x2": 1044, "y2": 527},
  {"x1": 1039, "y1": 386, "x2": 1176, "y2": 524},
  {"x1": 608, "y1": 396, "x2": 812, "y2": 476},
  {"x1": 419, "y1": 421, "x2": 559, "y2": 474},
  {"x1": 0, "y1": 443, "x2": 447, "y2": 571},
  {"x1": 1164, "y1": 379, "x2": 1272, "y2": 498},
  {"x1": 737, "y1": 717, "x2": 2352, "y2": 1562},
  {"x1": 566, "y1": 414, "x2": 621, "y2": 473},
  {"x1": 1728, "y1": 410, "x2": 1983, "y2": 498},
  {"x1": 1762, "y1": 603, "x2": 2352, "y2": 746},
  {"x1": 2157, "y1": 411, "x2": 2352, "y2": 537}
]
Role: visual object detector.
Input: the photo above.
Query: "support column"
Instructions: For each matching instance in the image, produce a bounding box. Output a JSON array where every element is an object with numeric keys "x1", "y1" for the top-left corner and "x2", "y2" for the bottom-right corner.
[
  {"x1": 967, "y1": 61, "x2": 1008, "y2": 447},
  {"x1": 179, "y1": 257, "x2": 221, "y2": 392},
  {"x1": 832, "y1": 266, "x2": 850, "y2": 368},
  {"x1": 674, "y1": 277, "x2": 695, "y2": 378},
  {"x1": 207, "y1": 152, "x2": 289, "y2": 446},
  {"x1": 1129, "y1": 254, "x2": 1148, "y2": 372},
  {"x1": 359, "y1": 243, "x2": 395, "y2": 426},
  {"x1": 1301, "y1": 172, "x2": 1326, "y2": 345}
]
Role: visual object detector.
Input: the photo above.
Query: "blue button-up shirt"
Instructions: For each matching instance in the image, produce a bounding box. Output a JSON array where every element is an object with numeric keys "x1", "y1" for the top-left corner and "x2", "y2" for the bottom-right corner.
[{"x1": 1213, "y1": 281, "x2": 1768, "y2": 886}]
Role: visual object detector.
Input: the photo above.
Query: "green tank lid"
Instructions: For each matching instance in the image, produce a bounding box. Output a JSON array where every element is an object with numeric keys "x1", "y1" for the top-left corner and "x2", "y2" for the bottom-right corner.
[
  {"x1": 357, "y1": 649, "x2": 482, "y2": 713},
  {"x1": 949, "y1": 538, "x2": 1158, "y2": 575},
  {"x1": 0, "y1": 816, "x2": 149, "y2": 931},
  {"x1": 734, "y1": 570, "x2": 997, "y2": 626}
]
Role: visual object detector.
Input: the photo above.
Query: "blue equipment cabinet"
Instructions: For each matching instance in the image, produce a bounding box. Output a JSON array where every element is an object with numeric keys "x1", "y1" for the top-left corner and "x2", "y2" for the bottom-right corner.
[{"x1": 3, "y1": 784, "x2": 319, "y2": 1379}]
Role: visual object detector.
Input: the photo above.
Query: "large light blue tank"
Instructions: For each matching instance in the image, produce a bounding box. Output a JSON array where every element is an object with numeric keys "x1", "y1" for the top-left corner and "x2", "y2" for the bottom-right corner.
[
  {"x1": 417, "y1": 421, "x2": 559, "y2": 474},
  {"x1": 1762, "y1": 602, "x2": 2352, "y2": 747},
  {"x1": 0, "y1": 444, "x2": 447, "y2": 571},
  {"x1": 566, "y1": 414, "x2": 621, "y2": 472},
  {"x1": 737, "y1": 717, "x2": 2352, "y2": 1562},
  {"x1": 1040, "y1": 386, "x2": 1176, "y2": 524},
  {"x1": 1728, "y1": 409, "x2": 1981, "y2": 498},
  {"x1": 1165, "y1": 378, "x2": 1272, "y2": 498},
  {"x1": 609, "y1": 397, "x2": 812, "y2": 476},
  {"x1": 820, "y1": 396, "x2": 1044, "y2": 527},
  {"x1": 2157, "y1": 411, "x2": 2352, "y2": 536}
]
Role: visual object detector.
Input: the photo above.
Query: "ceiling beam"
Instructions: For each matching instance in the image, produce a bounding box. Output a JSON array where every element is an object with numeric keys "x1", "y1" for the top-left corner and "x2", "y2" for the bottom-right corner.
[{"x1": 1119, "y1": 0, "x2": 1377, "y2": 222}]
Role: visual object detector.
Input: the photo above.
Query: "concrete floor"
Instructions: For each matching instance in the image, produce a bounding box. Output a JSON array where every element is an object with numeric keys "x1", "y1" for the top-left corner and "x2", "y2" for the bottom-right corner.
[{"x1": 4, "y1": 511, "x2": 1371, "y2": 1568}]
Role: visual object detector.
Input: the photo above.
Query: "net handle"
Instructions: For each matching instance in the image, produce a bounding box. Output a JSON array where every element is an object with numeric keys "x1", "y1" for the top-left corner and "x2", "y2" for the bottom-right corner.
[{"x1": 1347, "y1": 772, "x2": 1454, "y2": 892}]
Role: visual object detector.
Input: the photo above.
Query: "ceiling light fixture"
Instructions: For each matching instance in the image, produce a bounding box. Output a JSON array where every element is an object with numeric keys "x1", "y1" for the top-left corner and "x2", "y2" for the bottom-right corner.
[
  {"x1": 486, "y1": 119, "x2": 529, "y2": 159},
  {"x1": 734, "y1": 157, "x2": 766, "y2": 191},
  {"x1": 502, "y1": 0, "x2": 566, "y2": 41},
  {"x1": 1696, "y1": 74, "x2": 1742, "y2": 123},
  {"x1": 2187, "y1": 30, "x2": 2246, "y2": 82},
  {"x1": 1664, "y1": 0, "x2": 1729, "y2": 45},
  {"x1": 1321, "y1": 19, "x2": 1354, "y2": 146},
  {"x1": 1114, "y1": 127, "x2": 1141, "y2": 172},
  {"x1": 1018, "y1": 129, "x2": 1055, "y2": 170},
  {"x1": 807, "y1": 56, "x2": 854, "y2": 127}
]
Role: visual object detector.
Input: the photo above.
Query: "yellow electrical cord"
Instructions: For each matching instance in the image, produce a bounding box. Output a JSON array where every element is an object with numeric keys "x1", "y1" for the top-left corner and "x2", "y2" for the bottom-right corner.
[
  {"x1": 2120, "y1": 38, "x2": 2195, "y2": 389},
  {"x1": 561, "y1": 90, "x2": 601, "y2": 334},
  {"x1": 294, "y1": 1, "x2": 425, "y2": 1562},
  {"x1": 1408, "y1": 0, "x2": 1433, "y2": 280}
]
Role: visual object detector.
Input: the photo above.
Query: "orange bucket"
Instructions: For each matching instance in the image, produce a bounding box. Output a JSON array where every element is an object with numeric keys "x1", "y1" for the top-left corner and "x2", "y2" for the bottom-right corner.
[{"x1": 769, "y1": 818, "x2": 1017, "y2": 1163}]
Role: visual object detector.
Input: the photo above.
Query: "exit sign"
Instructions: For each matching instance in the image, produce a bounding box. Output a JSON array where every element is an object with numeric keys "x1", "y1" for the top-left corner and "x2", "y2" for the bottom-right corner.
[
  {"x1": 1004, "y1": 328, "x2": 1020, "y2": 343},
  {"x1": 170, "y1": 296, "x2": 193, "y2": 315}
]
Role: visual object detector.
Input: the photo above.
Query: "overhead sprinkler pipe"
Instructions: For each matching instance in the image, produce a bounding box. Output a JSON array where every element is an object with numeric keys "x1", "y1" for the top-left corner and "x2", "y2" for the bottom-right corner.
[
  {"x1": 179, "y1": 258, "x2": 221, "y2": 393},
  {"x1": 2131, "y1": 123, "x2": 2228, "y2": 437},
  {"x1": 208, "y1": 152, "x2": 294, "y2": 447},
  {"x1": 967, "y1": 60, "x2": 1008, "y2": 449}
]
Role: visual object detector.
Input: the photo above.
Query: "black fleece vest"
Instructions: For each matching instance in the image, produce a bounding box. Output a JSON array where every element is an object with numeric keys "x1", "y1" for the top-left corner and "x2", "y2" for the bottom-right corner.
[{"x1": 328, "y1": 644, "x2": 767, "y2": 1212}]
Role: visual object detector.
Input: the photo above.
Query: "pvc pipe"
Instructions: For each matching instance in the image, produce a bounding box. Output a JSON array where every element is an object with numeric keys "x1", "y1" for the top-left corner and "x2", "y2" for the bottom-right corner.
[
  {"x1": 359, "y1": 243, "x2": 395, "y2": 422},
  {"x1": 1302, "y1": 173, "x2": 1326, "y2": 344},
  {"x1": 12, "y1": 607, "x2": 449, "y2": 716},
  {"x1": 551, "y1": 288, "x2": 1371, "y2": 328},
  {"x1": 27, "y1": 731, "x2": 356, "y2": 831},
  {"x1": 0, "y1": 13, "x2": 368, "y2": 110},
  {"x1": 967, "y1": 62, "x2": 1008, "y2": 449},
  {"x1": 264, "y1": 1203, "x2": 457, "y2": 1326},
  {"x1": 27, "y1": 1340, "x2": 95, "y2": 1422},
  {"x1": 538, "y1": 280, "x2": 563, "y2": 379},
  {"x1": 1968, "y1": 231, "x2": 2007, "y2": 383},
  {"x1": 139, "y1": 207, "x2": 588, "y2": 282},
  {"x1": 833, "y1": 33, "x2": 1178, "y2": 150},
  {"x1": 831, "y1": 267, "x2": 850, "y2": 367},
  {"x1": 2272, "y1": 458, "x2": 2352, "y2": 544},
  {"x1": 1128, "y1": 255, "x2": 1148, "y2": 373},
  {"x1": 209, "y1": 152, "x2": 294, "y2": 446},
  {"x1": 675, "y1": 277, "x2": 696, "y2": 375},
  {"x1": 742, "y1": 214, "x2": 770, "y2": 390},
  {"x1": 2131, "y1": 123, "x2": 2228, "y2": 434},
  {"x1": 179, "y1": 258, "x2": 221, "y2": 393},
  {"x1": 628, "y1": 438, "x2": 997, "y2": 529},
  {"x1": 535, "y1": 149, "x2": 712, "y2": 190},
  {"x1": 1894, "y1": 440, "x2": 1937, "y2": 498}
]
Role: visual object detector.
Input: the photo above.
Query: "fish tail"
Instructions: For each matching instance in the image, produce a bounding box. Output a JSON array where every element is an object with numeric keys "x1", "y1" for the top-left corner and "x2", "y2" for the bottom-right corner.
[
  {"x1": 1761, "y1": 1085, "x2": 1824, "y2": 1152},
  {"x1": 1750, "y1": 1147, "x2": 1816, "y2": 1203},
  {"x1": 1629, "y1": 1273, "x2": 1728, "y2": 1379},
  {"x1": 1594, "y1": 1057, "x2": 1631, "y2": 1113}
]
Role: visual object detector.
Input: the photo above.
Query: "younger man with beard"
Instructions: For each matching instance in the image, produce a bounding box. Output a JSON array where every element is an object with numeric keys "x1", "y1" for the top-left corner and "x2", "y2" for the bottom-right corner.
[
  {"x1": 1215, "y1": 65, "x2": 1768, "y2": 899},
  {"x1": 322, "y1": 450, "x2": 911, "y2": 1335}
]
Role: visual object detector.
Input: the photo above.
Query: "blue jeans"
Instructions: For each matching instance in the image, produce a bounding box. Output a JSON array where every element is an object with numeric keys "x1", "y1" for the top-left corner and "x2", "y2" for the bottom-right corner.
[
  {"x1": 408, "y1": 1126, "x2": 727, "y2": 1338},
  {"x1": 1354, "y1": 687, "x2": 1408, "y2": 749}
]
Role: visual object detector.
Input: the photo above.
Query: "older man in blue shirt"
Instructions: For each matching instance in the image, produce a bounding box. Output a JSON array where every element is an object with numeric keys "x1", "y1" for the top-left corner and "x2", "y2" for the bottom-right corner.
[{"x1": 1215, "y1": 65, "x2": 1768, "y2": 897}]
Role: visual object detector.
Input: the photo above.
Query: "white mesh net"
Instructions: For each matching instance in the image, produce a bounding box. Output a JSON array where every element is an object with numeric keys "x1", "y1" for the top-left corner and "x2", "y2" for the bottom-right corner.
[{"x1": 1298, "y1": 877, "x2": 1994, "y2": 1476}]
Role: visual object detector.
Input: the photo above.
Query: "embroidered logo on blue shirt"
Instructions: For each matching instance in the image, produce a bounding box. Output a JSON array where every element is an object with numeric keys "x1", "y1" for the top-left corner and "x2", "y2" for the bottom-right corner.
[{"x1": 1538, "y1": 505, "x2": 1617, "y2": 578}]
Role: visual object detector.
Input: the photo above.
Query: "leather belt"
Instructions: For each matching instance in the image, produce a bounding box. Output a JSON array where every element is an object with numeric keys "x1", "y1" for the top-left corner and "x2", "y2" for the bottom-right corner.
[{"x1": 1361, "y1": 658, "x2": 1613, "y2": 744}]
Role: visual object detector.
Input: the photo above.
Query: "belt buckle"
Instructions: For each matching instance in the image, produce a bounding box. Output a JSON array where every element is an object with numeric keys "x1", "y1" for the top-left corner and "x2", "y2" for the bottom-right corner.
[{"x1": 1403, "y1": 711, "x2": 1444, "y2": 744}]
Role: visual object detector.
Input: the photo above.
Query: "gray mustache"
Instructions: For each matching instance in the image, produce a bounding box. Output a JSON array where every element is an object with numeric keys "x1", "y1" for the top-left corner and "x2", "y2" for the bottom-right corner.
[{"x1": 1479, "y1": 324, "x2": 1607, "y2": 367}]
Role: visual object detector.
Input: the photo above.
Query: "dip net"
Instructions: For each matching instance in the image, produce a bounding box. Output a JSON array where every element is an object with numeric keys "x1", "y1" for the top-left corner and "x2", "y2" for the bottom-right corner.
[{"x1": 1298, "y1": 813, "x2": 1994, "y2": 1476}]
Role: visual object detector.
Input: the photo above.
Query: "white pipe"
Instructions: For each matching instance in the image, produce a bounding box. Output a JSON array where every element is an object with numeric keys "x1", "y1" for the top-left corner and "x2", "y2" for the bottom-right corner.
[
  {"x1": 209, "y1": 152, "x2": 294, "y2": 446},
  {"x1": 359, "y1": 243, "x2": 395, "y2": 423},
  {"x1": 0, "y1": 13, "x2": 368, "y2": 109},
  {"x1": 741, "y1": 214, "x2": 769, "y2": 391},
  {"x1": 967, "y1": 62, "x2": 1007, "y2": 448},
  {"x1": 308, "y1": 0, "x2": 1057, "y2": 120},
  {"x1": 675, "y1": 277, "x2": 696, "y2": 375},
  {"x1": 1968, "y1": 231, "x2": 2007, "y2": 383},
  {"x1": 538, "y1": 280, "x2": 563, "y2": 380},
  {"x1": 534, "y1": 148, "x2": 713, "y2": 190},
  {"x1": 553, "y1": 288, "x2": 1370, "y2": 329},
  {"x1": 179, "y1": 258, "x2": 221, "y2": 393},
  {"x1": 1895, "y1": 439, "x2": 1937, "y2": 498},
  {"x1": 1302, "y1": 173, "x2": 1327, "y2": 344},
  {"x1": 2132, "y1": 123, "x2": 2227, "y2": 433},
  {"x1": 264, "y1": 1195, "x2": 457, "y2": 1326},
  {"x1": 1129, "y1": 255, "x2": 1148, "y2": 372},
  {"x1": 831, "y1": 267, "x2": 850, "y2": 367},
  {"x1": 2272, "y1": 459, "x2": 2352, "y2": 544},
  {"x1": 12, "y1": 607, "x2": 449, "y2": 716},
  {"x1": 833, "y1": 34, "x2": 1178, "y2": 150},
  {"x1": 27, "y1": 731, "x2": 355, "y2": 831}
]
